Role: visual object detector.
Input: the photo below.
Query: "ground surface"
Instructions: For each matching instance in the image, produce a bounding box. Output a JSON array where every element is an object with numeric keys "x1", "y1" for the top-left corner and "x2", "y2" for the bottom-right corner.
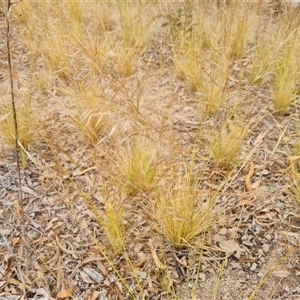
[{"x1": 1, "y1": 3, "x2": 300, "y2": 300}]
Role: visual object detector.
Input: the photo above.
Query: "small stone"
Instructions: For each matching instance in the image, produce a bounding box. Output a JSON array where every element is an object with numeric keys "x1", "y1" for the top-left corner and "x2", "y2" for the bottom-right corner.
[
  {"x1": 227, "y1": 227, "x2": 238, "y2": 239},
  {"x1": 262, "y1": 244, "x2": 270, "y2": 253},
  {"x1": 250, "y1": 263, "x2": 258, "y2": 271},
  {"x1": 214, "y1": 234, "x2": 223, "y2": 243},
  {"x1": 242, "y1": 240, "x2": 253, "y2": 247},
  {"x1": 182, "y1": 106, "x2": 193, "y2": 113},
  {"x1": 261, "y1": 169, "x2": 270, "y2": 175},
  {"x1": 258, "y1": 271, "x2": 264, "y2": 277},
  {"x1": 220, "y1": 228, "x2": 228, "y2": 235},
  {"x1": 199, "y1": 273, "x2": 206, "y2": 281},
  {"x1": 265, "y1": 234, "x2": 272, "y2": 240},
  {"x1": 284, "y1": 286, "x2": 290, "y2": 292},
  {"x1": 272, "y1": 268, "x2": 290, "y2": 278}
]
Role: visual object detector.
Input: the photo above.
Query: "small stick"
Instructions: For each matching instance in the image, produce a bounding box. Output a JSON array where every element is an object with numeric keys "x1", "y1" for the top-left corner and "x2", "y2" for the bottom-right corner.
[{"x1": 4, "y1": 0, "x2": 25, "y2": 241}]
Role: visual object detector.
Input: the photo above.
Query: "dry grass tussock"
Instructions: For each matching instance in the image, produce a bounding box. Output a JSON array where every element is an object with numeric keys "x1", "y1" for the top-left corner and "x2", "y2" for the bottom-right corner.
[{"x1": 1, "y1": 1, "x2": 300, "y2": 299}]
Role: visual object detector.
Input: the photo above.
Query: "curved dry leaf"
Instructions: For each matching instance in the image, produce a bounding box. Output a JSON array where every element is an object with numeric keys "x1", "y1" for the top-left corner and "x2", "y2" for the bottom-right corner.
[
  {"x1": 133, "y1": 269, "x2": 147, "y2": 279},
  {"x1": 77, "y1": 256, "x2": 104, "y2": 268},
  {"x1": 90, "y1": 291, "x2": 102, "y2": 300},
  {"x1": 237, "y1": 199, "x2": 254, "y2": 207},
  {"x1": 251, "y1": 179, "x2": 261, "y2": 189},
  {"x1": 14, "y1": 200, "x2": 21, "y2": 218},
  {"x1": 80, "y1": 270, "x2": 96, "y2": 284},
  {"x1": 21, "y1": 186, "x2": 36, "y2": 196},
  {"x1": 83, "y1": 267, "x2": 104, "y2": 283},
  {"x1": 148, "y1": 239, "x2": 167, "y2": 270},
  {"x1": 28, "y1": 288, "x2": 50, "y2": 300},
  {"x1": 3, "y1": 257, "x2": 15, "y2": 277},
  {"x1": 245, "y1": 162, "x2": 254, "y2": 194},
  {"x1": 219, "y1": 240, "x2": 242, "y2": 258},
  {"x1": 57, "y1": 288, "x2": 73, "y2": 299},
  {"x1": 253, "y1": 133, "x2": 264, "y2": 146},
  {"x1": 289, "y1": 155, "x2": 300, "y2": 161},
  {"x1": 55, "y1": 236, "x2": 77, "y2": 256},
  {"x1": 272, "y1": 268, "x2": 290, "y2": 278},
  {"x1": 279, "y1": 231, "x2": 299, "y2": 238},
  {"x1": 5, "y1": 278, "x2": 31, "y2": 290},
  {"x1": 97, "y1": 261, "x2": 108, "y2": 277}
]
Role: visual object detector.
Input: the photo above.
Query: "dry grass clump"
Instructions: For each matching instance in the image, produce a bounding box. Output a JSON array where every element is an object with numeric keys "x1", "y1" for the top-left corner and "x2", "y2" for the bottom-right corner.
[
  {"x1": 118, "y1": 2, "x2": 147, "y2": 50},
  {"x1": 249, "y1": 19, "x2": 280, "y2": 86},
  {"x1": 72, "y1": 106, "x2": 110, "y2": 145},
  {"x1": 101, "y1": 188, "x2": 127, "y2": 255},
  {"x1": 224, "y1": 4, "x2": 255, "y2": 59},
  {"x1": 12, "y1": 2, "x2": 79, "y2": 84},
  {"x1": 173, "y1": 47, "x2": 203, "y2": 93},
  {"x1": 72, "y1": 29, "x2": 109, "y2": 76},
  {"x1": 152, "y1": 172, "x2": 216, "y2": 249},
  {"x1": 291, "y1": 175, "x2": 300, "y2": 207},
  {"x1": 270, "y1": 17, "x2": 299, "y2": 114},
  {"x1": 0, "y1": 88, "x2": 36, "y2": 166},
  {"x1": 113, "y1": 137, "x2": 158, "y2": 196},
  {"x1": 172, "y1": 4, "x2": 255, "y2": 116},
  {"x1": 202, "y1": 59, "x2": 230, "y2": 116},
  {"x1": 161, "y1": 4, "x2": 194, "y2": 45},
  {"x1": 249, "y1": 43, "x2": 274, "y2": 86},
  {"x1": 59, "y1": 84, "x2": 113, "y2": 145},
  {"x1": 249, "y1": 8, "x2": 300, "y2": 89},
  {"x1": 109, "y1": 2, "x2": 149, "y2": 77},
  {"x1": 112, "y1": 47, "x2": 137, "y2": 78},
  {"x1": 272, "y1": 58, "x2": 297, "y2": 115},
  {"x1": 174, "y1": 48, "x2": 230, "y2": 115},
  {"x1": 289, "y1": 132, "x2": 300, "y2": 206},
  {"x1": 0, "y1": 95, "x2": 32, "y2": 148},
  {"x1": 211, "y1": 119, "x2": 248, "y2": 170}
]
